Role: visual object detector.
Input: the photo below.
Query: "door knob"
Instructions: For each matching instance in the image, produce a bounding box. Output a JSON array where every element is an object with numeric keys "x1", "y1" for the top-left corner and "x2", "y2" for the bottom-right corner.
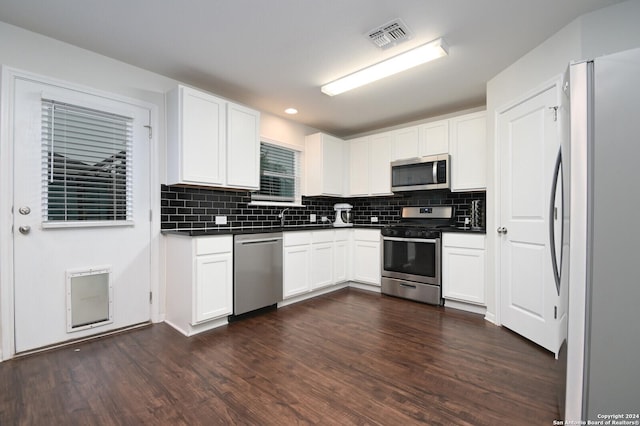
[
  {"x1": 497, "y1": 227, "x2": 508, "y2": 235},
  {"x1": 19, "y1": 206, "x2": 31, "y2": 215},
  {"x1": 18, "y1": 225, "x2": 31, "y2": 235}
]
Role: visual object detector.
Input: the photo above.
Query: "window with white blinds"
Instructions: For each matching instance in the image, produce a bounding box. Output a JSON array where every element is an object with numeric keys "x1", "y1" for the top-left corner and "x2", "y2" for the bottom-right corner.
[
  {"x1": 41, "y1": 99, "x2": 133, "y2": 226},
  {"x1": 251, "y1": 142, "x2": 300, "y2": 204}
]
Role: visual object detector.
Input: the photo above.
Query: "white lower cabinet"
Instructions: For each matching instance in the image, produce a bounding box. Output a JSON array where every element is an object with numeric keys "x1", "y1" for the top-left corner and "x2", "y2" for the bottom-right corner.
[
  {"x1": 442, "y1": 233, "x2": 486, "y2": 305},
  {"x1": 352, "y1": 229, "x2": 381, "y2": 286},
  {"x1": 283, "y1": 232, "x2": 312, "y2": 298},
  {"x1": 283, "y1": 245, "x2": 311, "y2": 298},
  {"x1": 333, "y1": 230, "x2": 350, "y2": 283},
  {"x1": 283, "y1": 230, "x2": 353, "y2": 300},
  {"x1": 165, "y1": 234, "x2": 233, "y2": 336},
  {"x1": 310, "y1": 231, "x2": 334, "y2": 290}
]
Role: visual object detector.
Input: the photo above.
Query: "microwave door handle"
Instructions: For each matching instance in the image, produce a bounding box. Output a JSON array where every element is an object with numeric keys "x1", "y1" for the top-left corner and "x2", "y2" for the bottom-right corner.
[{"x1": 432, "y1": 162, "x2": 438, "y2": 183}]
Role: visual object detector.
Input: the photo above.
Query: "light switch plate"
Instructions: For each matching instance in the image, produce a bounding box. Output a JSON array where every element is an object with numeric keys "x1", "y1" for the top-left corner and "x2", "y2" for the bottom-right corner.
[
  {"x1": 310, "y1": 214, "x2": 317, "y2": 222},
  {"x1": 215, "y1": 215, "x2": 227, "y2": 225}
]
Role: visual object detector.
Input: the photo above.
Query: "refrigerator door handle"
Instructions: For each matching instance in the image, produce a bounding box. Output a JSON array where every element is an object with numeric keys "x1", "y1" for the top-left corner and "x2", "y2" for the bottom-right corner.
[{"x1": 549, "y1": 148, "x2": 563, "y2": 296}]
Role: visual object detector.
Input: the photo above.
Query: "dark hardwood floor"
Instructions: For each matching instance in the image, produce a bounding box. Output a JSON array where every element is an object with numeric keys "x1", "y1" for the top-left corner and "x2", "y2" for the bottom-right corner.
[{"x1": 0, "y1": 288, "x2": 560, "y2": 425}]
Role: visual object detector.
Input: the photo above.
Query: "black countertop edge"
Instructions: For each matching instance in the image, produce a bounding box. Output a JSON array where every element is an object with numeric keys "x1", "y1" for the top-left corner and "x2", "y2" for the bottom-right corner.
[
  {"x1": 439, "y1": 226, "x2": 487, "y2": 234},
  {"x1": 161, "y1": 224, "x2": 380, "y2": 236},
  {"x1": 161, "y1": 224, "x2": 485, "y2": 236}
]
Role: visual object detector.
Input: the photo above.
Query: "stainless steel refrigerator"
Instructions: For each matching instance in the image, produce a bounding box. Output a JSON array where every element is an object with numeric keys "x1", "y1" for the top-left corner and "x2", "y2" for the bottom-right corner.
[{"x1": 561, "y1": 47, "x2": 640, "y2": 421}]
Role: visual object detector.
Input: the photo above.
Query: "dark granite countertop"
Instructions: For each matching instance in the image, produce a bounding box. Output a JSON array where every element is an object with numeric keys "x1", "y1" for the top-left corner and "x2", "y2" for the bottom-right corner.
[{"x1": 162, "y1": 223, "x2": 485, "y2": 237}]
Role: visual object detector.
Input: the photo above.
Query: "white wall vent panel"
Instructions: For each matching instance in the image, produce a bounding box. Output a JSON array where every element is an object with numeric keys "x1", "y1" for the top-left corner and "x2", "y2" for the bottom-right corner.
[
  {"x1": 366, "y1": 19, "x2": 413, "y2": 49},
  {"x1": 66, "y1": 266, "x2": 113, "y2": 332}
]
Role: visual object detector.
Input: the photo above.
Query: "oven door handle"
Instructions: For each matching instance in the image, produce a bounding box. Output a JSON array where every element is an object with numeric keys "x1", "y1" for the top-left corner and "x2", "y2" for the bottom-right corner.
[{"x1": 382, "y1": 237, "x2": 438, "y2": 243}]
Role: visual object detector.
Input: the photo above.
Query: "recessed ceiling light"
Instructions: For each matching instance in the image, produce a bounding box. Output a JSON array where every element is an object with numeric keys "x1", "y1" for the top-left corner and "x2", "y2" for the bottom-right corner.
[
  {"x1": 321, "y1": 37, "x2": 448, "y2": 96},
  {"x1": 284, "y1": 108, "x2": 298, "y2": 115}
]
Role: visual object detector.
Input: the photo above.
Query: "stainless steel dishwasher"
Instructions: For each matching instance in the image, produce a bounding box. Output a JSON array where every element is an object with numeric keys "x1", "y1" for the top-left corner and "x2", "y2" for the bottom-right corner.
[{"x1": 233, "y1": 232, "x2": 283, "y2": 317}]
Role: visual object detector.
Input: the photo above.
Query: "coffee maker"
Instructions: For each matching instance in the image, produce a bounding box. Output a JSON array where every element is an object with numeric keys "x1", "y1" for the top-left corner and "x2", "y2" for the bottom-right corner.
[{"x1": 333, "y1": 203, "x2": 353, "y2": 227}]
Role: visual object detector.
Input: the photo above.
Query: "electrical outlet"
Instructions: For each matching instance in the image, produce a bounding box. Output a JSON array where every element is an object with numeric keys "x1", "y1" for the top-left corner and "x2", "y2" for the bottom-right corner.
[
  {"x1": 215, "y1": 215, "x2": 227, "y2": 225},
  {"x1": 321, "y1": 216, "x2": 328, "y2": 222},
  {"x1": 310, "y1": 214, "x2": 317, "y2": 222},
  {"x1": 370, "y1": 217, "x2": 379, "y2": 223}
]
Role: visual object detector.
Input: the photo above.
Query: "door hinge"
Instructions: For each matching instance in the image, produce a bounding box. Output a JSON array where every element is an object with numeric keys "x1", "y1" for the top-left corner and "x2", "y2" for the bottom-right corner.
[
  {"x1": 554, "y1": 306, "x2": 557, "y2": 319},
  {"x1": 149, "y1": 291, "x2": 153, "y2": 304},
  {"x1": 549, "y1": 106, "x2": 559, "y2": 121},
  {"x1": 143, "y1": 125, "x2": 152, "y2": 140},
  {"x1": 149, "y1": 209, "x2": 153, "y2": 222}
]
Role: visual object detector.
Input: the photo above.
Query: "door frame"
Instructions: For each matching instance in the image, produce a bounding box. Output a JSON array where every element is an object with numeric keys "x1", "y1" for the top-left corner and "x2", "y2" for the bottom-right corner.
[
  {"x1": 0, "y1": 67, "x2": 161, "y2": 360},
  {"x1": 493, "y1": 74, "x2": 564, "y2": 328}
]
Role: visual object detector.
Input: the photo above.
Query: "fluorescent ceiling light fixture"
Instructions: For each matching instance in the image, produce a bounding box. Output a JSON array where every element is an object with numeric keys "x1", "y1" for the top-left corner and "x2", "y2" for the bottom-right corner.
[
  {"x1": 284, "y1": 107, "x2": 298, "y2": 115},
  {"x1": 321, "y1": 38, "x2": 448, "y2": 96}
]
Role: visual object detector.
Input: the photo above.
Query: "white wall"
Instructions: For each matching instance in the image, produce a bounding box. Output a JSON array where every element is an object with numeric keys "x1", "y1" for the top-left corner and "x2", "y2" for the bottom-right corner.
[
  {"x1": 260, "y1": 112, "x2": 318, "y2": 148},
  {"x1": 485, "y1": 0, "x2": 640, "y2": 322}
]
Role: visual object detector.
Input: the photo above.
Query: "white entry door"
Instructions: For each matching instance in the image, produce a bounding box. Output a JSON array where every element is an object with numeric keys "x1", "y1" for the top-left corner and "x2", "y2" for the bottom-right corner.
[
  {"x1": 12, "y1": 77, "x2": 151, "y2": 353},
  {"x1": 497, "y1": 82, "x2": 562, "y2": 355}
]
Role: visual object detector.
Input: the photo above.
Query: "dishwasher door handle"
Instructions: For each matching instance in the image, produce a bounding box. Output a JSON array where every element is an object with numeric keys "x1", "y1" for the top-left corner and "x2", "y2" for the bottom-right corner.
[{"x1": 238, "y1": 237, "x2": 283, "y2": 245}]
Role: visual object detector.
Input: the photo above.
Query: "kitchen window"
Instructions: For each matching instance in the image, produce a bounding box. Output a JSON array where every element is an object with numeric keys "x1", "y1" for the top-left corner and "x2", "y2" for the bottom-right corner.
[
  {"x1": 41, "y1": 98, "x2": 133, "y2": 226},
  {"x1": 251, "y1": 141, "x2": 301, "y2": 206}
]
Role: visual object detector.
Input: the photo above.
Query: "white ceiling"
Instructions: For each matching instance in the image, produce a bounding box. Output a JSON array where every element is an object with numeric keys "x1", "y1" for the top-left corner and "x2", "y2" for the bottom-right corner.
[{"x1": 0, "y1": 0, "x2": 624, "y2": 137}]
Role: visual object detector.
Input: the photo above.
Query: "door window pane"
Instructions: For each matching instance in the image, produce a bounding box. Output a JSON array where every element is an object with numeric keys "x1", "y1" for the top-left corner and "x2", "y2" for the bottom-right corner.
[{"x1": 41, "y1": 99, "x2": 133, "y2": 225}]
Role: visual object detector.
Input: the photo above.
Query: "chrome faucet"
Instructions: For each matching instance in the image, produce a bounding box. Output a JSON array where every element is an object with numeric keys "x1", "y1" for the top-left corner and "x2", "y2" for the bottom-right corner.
[{"x1": 278, "y1": 208, "x2": 289, "y2": 228}]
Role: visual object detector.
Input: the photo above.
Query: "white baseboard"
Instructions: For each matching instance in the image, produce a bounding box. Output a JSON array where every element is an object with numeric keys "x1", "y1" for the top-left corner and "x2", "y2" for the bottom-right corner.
[
  {"x1": 278, "y1": 283, "x2": 349, "y2": 308},
  {"x1": 347, "y1": 281, "x2": 382, "y2": 293},
  {"x1": 484, "y1": 311, "x2": 497, "y2": 324},
  {"x1": 164, "y1": 316, "x2": 228, "y2": 337},
  {"x1": 444, "y1": 299, "x2": 487, "y2": 316}
]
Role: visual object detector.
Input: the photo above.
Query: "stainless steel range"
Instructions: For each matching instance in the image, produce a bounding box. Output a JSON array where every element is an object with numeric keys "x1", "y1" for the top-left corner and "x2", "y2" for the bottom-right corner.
[{"x1": 381, "y1": 206, "x2": 454, "y2": 306}]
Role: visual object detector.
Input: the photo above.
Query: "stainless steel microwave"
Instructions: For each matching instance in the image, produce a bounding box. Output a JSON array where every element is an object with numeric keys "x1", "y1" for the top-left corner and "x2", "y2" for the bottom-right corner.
[{"x1": 390, "y1": 154, "x2": 450, "y2": 192}]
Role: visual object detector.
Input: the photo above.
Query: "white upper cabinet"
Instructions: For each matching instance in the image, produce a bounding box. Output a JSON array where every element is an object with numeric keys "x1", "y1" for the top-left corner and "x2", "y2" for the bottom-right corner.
[
  {"x1": 391, "y1": 126, "x2": 420, "y2": 161},
  {"x1": 419, "y1": 119, "x2": 449, "y2": 156},
  {"x1": 226, "y1": 102, "x2": 260, "y2": 189},
  {"x1": 305, "y1": 132, "x2": 346, "y2": 196},
  {"x1": 449, "y1": 111, "x2": 486, "y2": 191},
  {"x1": 348, "y1": 133, "x2": 393, "y2": 197},
  {"x1": 349, "y1": 137, "x2": 370, "y2": 196},
  {"x1": 166, "y1": 85, "x2": 260, "y2": 190},
  {"x1": 167, "y1": 85, "x2": 226, "y2": 186},
  {"x1": 369, "y1": 132, "x2": 393, "y2": 195}
]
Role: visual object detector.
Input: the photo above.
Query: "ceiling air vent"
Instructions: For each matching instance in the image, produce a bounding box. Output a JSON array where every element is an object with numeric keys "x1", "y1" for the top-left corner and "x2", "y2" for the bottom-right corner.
[{"x1": 367, "y1": 19, "x2": 412, "y2": 49}]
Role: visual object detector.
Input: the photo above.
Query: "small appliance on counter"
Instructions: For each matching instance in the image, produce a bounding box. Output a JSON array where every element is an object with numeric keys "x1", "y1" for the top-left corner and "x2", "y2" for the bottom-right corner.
[{"x1": 333, "y1": 203, "x2": 353, "y2": 227}]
